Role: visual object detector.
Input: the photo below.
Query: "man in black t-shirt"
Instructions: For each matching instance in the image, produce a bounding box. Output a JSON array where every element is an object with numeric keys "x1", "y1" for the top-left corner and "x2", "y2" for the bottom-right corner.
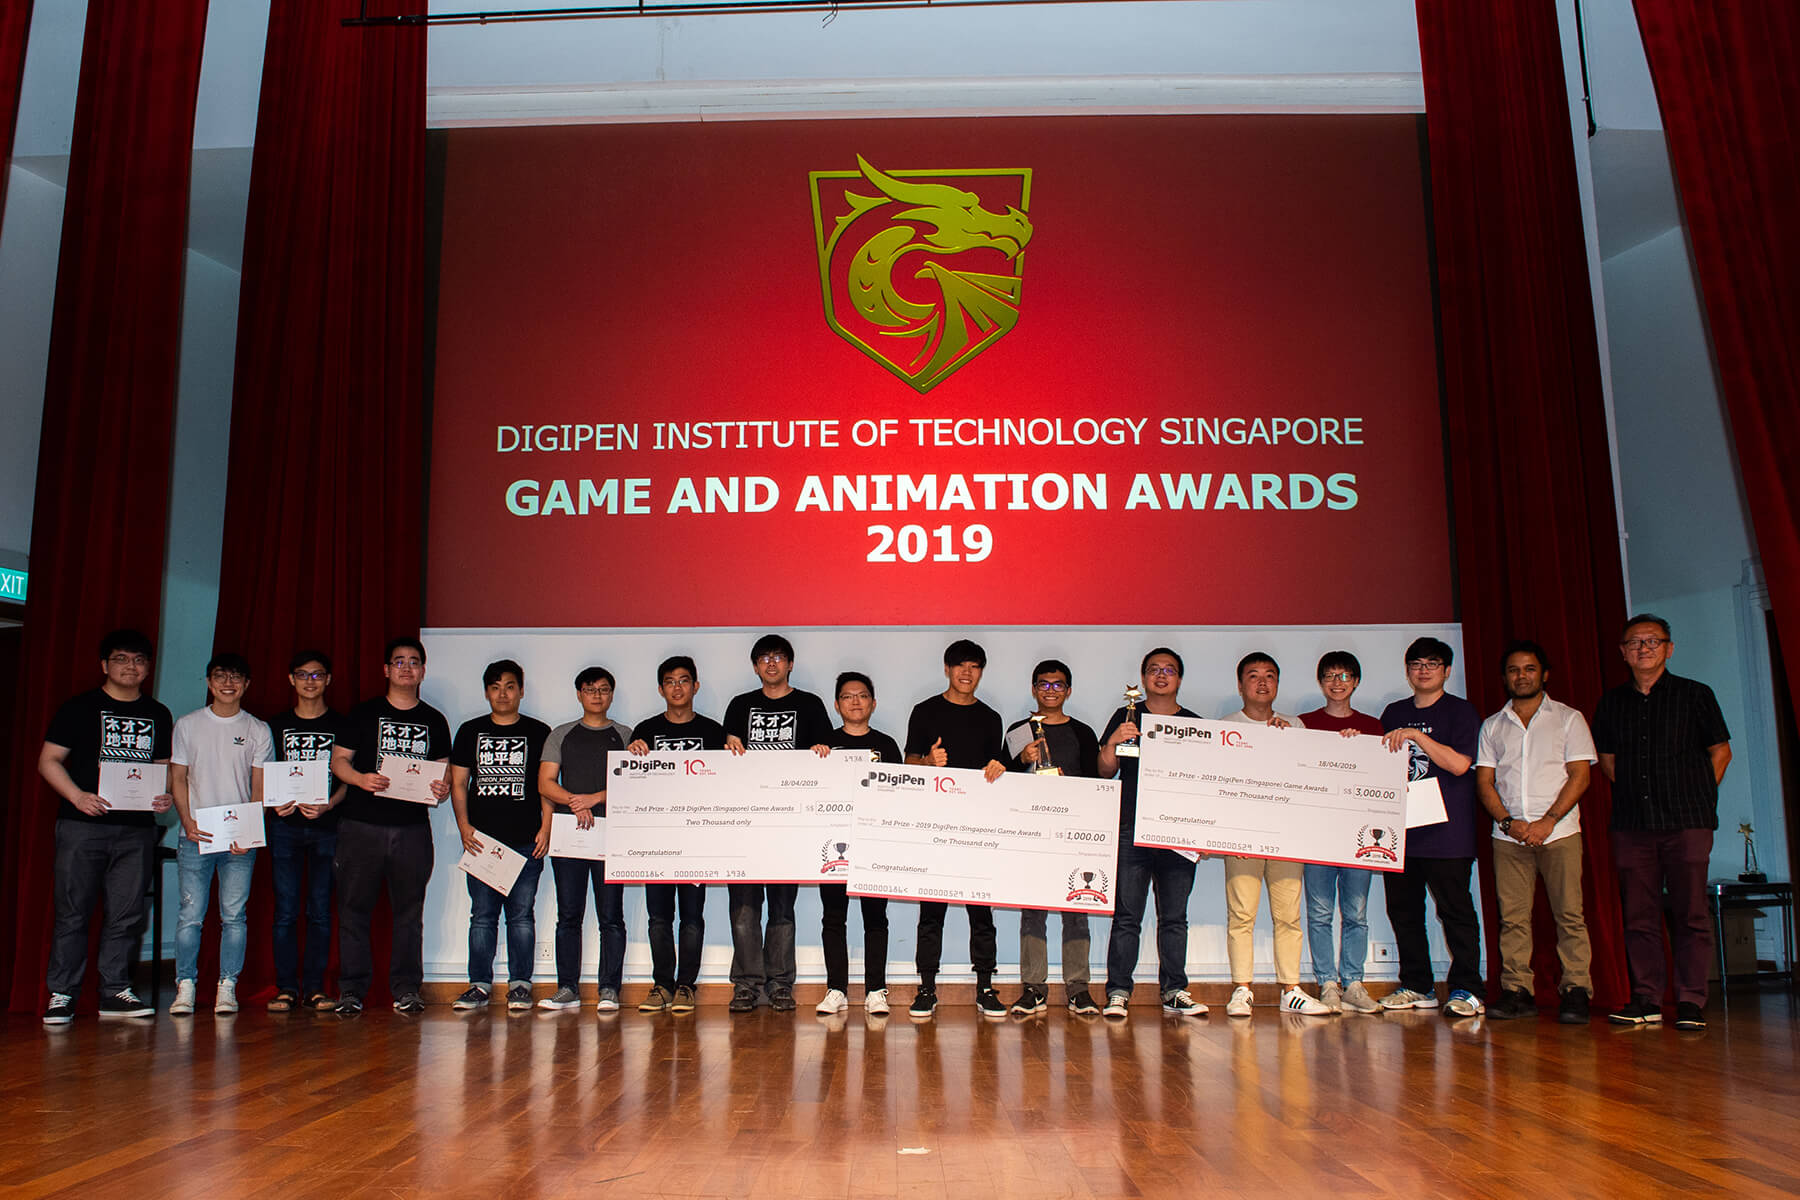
[
  {"x1": 450, "y1": 659, "x2": 552, "y2": 1013},
  {"x1": 721, "y1": 634, "x2": 832, "y2": 1014},
  {"x1": 264, "y1": 649, "x2": 350, "y2": 1012},
  {"x1": 903, "y1": 639, "x2": 1007, "y2": 1019},
  {"x1": 39, "y1": 629, "x2": 174, "y2": 1024},
  {"x1": 329, "y1": 636, "x2": 452, "y2": 1014},
  {"x1": 626, "y1": 655, "x2": 726, "y2": 1014}
]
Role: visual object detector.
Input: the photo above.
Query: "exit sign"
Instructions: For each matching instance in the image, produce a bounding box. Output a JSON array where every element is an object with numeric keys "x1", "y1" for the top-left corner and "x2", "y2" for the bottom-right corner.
[{"x1": 0, "y1": 567, "x2": 25, "y2": 603}]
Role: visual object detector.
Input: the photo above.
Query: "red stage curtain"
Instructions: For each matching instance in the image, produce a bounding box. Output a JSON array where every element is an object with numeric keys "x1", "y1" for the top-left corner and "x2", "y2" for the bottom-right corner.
[
  {"x1": 1, "y1": 0, "x2": 211, "y2": 1013},
  {"x1": 1415, "y1": 0, "x2": 1633, "y2": 1007},
  {"x1": 1632, "y1": 2, "x2": 1800, "y2": 879},
  {"x1": 210, "y1": 0, "x2": 425, "y2": 1003},
  {"x1": 0, "y1": 0, "x2": 30, "y2": 224}
]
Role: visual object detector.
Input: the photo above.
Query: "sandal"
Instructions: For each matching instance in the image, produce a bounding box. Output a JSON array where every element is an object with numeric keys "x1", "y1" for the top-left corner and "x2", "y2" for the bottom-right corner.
[
  {"x1": 307, "y1": 993, "x2": 335, "y2": 1011},
  {"x1": 268, "y1": 989, "x2": 298, "y2": 1012}
]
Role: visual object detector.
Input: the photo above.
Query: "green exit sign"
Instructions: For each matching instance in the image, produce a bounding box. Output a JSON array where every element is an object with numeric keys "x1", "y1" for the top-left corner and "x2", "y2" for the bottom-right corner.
[{"x1": 0, "y1": 566, "x2": 25, "y2": 603}]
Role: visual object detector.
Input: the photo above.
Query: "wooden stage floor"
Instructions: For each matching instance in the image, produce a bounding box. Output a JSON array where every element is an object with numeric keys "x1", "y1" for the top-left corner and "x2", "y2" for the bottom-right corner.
[{"x1": 5, "y1": 990, "x2": 1799, "y2": 1199}]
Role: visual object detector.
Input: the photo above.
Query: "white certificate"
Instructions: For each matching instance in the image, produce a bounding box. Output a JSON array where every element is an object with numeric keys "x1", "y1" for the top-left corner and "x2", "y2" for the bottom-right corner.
[
  {"x1": 97, "y1": 761, "x2": 166, "y2": 811},
  {"x1": 605, "y1": 750, "x2": 859, "y2": 884},
  {"x1": 1405, "y1": 776, "x2": 1448, "y2": 828},
  {"x1": 375, "y1": 754, "x2": 445, "y2": 805},
  {"x1": 263, "y1": 759, "x2": 329, "y2": 808},
  {"x1": 549, "y1": 812, "x2": 607, "y2": 860},
  {"x1": 1135, "y1": 714, "x2": 1409, "y2": 871},
  {"x1": 847, "y1": 766, "x2": 1120, "y2": 913},
  {"x1": 458, "y1": 838, "x2": 527, "y2": 895},
  {"x1": 194, "y1": 804, "x2": 266, "y2": 854}
]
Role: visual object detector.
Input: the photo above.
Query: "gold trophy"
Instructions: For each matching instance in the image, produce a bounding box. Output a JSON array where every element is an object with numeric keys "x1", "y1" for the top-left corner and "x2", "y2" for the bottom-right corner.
[
  {"x1": 1115, "y1": 684, "x2": 1144, "y2": 758},
  {"x1": 1029, "y1": 715, "x2": 1063, "y2": 776}
]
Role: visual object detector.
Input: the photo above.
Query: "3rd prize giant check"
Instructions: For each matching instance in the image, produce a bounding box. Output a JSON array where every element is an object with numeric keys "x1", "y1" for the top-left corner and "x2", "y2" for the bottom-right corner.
[
  {"x1": 847, "y1": 766, "x2": 1120, "y2": 913},
  {"x1": 1136, "y1": 714, "x2": 1409, "y2": 871},
  {"x1": 605, "y1": 750, "x2": 857, "y2": 884}
]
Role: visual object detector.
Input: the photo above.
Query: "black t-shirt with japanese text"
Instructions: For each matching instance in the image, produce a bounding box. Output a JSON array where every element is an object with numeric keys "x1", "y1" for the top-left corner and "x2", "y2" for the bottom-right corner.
[
  {"x1": 452, "y1": 713, "x2": 551, "y2": 847},
  {"x1": 267, "y1": 709, "x2": 352, "y2": 830},
  {"x1": 826, "y1": 726, "x2": 904, "y2": 765},
  {"x1": 45, "y1": 687, "x2": 174, "y2": 828},
  {"x1": 631, "y1": 712, "x2": 728, "y2": 751},
  {"x1": 723, "y1": 687, "x2": 833, "y2": 751},
  {"x1": 338, "y1": 696, "x2": 454, "y2": 826},
  {"x1": 904, "y1": 694, "x2": 1004, "y2": 770}
]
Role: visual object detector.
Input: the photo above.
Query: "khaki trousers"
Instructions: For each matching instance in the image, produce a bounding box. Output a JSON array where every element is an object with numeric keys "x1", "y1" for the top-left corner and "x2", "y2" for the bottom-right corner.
[
  {"x1": 1491, "y1": 833, "x2": 1592, "y2": 995},
  {"x1": 1224, "y1": 855, "x2": 1305, "y2": 985}
]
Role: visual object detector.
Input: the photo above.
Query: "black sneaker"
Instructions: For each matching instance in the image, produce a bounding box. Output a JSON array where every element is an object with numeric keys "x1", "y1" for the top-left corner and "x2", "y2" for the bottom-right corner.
[
  {"x1": 1558, "y1": 987, "x2": 1590, "y2": 1025},
  {"x1": 506, "y1": 984, "x2": 533, "y2": 1011},
  {"x1": 1674, "y1": 1001, "x2": 1706, "y2": 1030},
  {"x1": 452, "y1": 985, "x2": 490, "y2": 1011},
  {"x1": 335, "y1": 994, "x2": 364, "y2": 1015},
  {"x1": 1608, "y1": 997, "x2": 1663, "y2": 1025},
  {"x1": 1489, "y1": 986, "x2": 1536, "y2": 1020},
  {"x1": 98, "y1": 987, "x2": 153, "y2": 1019},
  {"x1": 393, "y1": 991, "x2": 426, "y2": 1014},
  {"x1": 1066, "y1": 988, "x2": 1101, "y2": 1016},
  {"x1": 729, "y1": 985, "x2": 758, "y2": 1013},
  {"x1": 975, "y1": 986, "x2": 1007, "y2": 1017},
  {"x1": 1010, "y1": 986, "x2": 1047, "y2": 1016},
  {"x1": 43, "y1": 993, "x2": 75, "y2": 1025},
  {"x1": 909, "y1": 987, "x2": 938, "y2": 1018},
  {"x1": 768, "y1": 985, "x2": 797, "y2": 1013}
]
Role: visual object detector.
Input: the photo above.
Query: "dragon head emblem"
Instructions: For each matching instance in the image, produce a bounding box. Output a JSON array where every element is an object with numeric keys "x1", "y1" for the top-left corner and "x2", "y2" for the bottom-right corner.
[{"x1": 811, "y1": 155, "x2": 1034, "y2": 392}]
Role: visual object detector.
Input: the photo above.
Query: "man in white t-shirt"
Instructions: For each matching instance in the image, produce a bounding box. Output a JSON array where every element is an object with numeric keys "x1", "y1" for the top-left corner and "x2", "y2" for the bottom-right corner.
[
  {"x1": 1475, "y1": 640, "x2": 1596, "y2": 1024},
  {"x1": 169, "y1": 652, "x2": 273, "y2": 1016}
]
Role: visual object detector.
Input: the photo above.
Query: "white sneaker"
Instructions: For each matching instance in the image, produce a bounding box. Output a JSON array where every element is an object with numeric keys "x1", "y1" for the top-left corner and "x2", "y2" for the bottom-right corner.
[
  {"x1": 169, "y1": 979, "x2": 197, "y2": 1016},
  {"x1": 1320, "y1": 981, "x2": 1344, "y2": 1013},
  {"x1": 1103, "y1": 990, "x2": 1130, "y2": 1018},
  {"x1": 214, "y1": 978, "x2": 239, "y2": 1015},
  {"x1": 1226, "y1": 985, "x2": 1254, "y2": 1018},
  {"x1": 1380, "y1": 986, "x2": 1439, "y2": 1010},
  {"x1": 817, "y1": 988, "x2": 849, "y2": 1015},
  {"x1": 1280, "y1": 986, "x2": 1331, "y2": 1016},
  {"x1": 1445, "y1": 989, "x2": 1485, "y2": 1017},
  {"x1": 864, "y1": 988, "x2": 889, "y2": 1015},
  {"x1": 1342, "y1": 982, "x2": 1383, "y2": 1014}
]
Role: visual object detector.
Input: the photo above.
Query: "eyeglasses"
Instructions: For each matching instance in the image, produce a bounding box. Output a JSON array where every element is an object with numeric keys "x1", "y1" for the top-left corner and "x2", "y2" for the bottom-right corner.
[
  {"x1": 837, "y1": 691, "x2": 872, "y2": 702},
  {"x1": 1406, "y1": 659, "x2": 1446, "y2": 671},
  {"x1": 579, "y1": 685, "x2": 614, "y2": 697},
  {"x1": 1034, "y1": 680, "x2": 1070, "y2": 692},
  {"x1": 292, "y1": 671, "x2": 327, "y2": 683},
  {"x1": 107, "y1": 654, "x2": 150, "y2": 667},
  {"x1": 661, "y1": 676, "x2": 695, "y2": 688},
  {"x1": 1145, "y1": 666, "x2": 1179, "y2": 678},
  {"x1": 1621, "y1": 637, "x2": 1667, "y2": 651},
  {"x1": 755, "y1": 653, "x2": 789, "y2": 665},
  {"x1": 388, "y1": 657, "x2": 423, "y2": 668},
  {"x1": 1320, "y1": 672, "x2": 1356, "y2": 684},
  {"x1": 208, "y1": 671, "x2": 247, "y2": 685}
]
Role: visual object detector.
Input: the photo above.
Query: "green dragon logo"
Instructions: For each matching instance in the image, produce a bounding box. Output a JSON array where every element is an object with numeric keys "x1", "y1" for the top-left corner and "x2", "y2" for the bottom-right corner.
[{"x1": 810, "y1": 156, "x2": 1033, "y2": 393}]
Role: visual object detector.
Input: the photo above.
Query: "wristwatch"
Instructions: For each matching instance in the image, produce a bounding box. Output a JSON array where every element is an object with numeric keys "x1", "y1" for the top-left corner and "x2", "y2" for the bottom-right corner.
[{"x1": 1498, "y1": 816, "x2": 1517, "y2": 833}]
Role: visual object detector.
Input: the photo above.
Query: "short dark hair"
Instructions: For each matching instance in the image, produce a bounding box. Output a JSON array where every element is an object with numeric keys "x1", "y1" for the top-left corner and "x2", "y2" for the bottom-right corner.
[
  {"x1": 1140, "y1": 646, "x2": 1184, "y2": 677},
  {"x1": 1237, "y1": 651, "x2": 1279, "y2": 680},
  {"x1": 289, "y1": 649, "x2": 332, "y2": 675},
  {"x1": 207, "y1": 651, "x2": 252, "y2": 679},
  {"x1": 99, "y1": 629, "x2": 154, "y2": 662},
  {"x1": 483, "y1": 659, "x2": 524, "y2": 689},
  {"x1": 1032, "y1": 659, "x2": 1072, "y2": 687},
  {"x1": 1622, "y1": 612, "x2": 1672, "y2": 640},
  {"x1": 750, "y1": 633, "x2": 794, "y2": 663},
  {"x1": 1317, "y1": 650, "x2": 1361, "y2": 681},
  {"x1": 384, "y1": 636, "x2": 426, "y2": 664},
  {"x1": 836, "y1": 670, "x2": 874, "y2": 698},
  {"x1": 1501, "y1": 639, "x2": 1552, "y2": 675},
  {"x1": 574, "y1": 666, "x2": 615, "y2": 691},
  {"x1": 657, "y1": 655, "x2": 698, "y2": 684},
  {"x1": 1404, "y1": 636, "x2": 1455, "y2": 668},
  {"x1": 944, "y1": 639, "x2": 987, "y2": 668}
]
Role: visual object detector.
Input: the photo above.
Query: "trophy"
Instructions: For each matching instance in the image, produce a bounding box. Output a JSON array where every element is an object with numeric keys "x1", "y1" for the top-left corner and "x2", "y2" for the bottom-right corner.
[
  {"x1": 1115, "y1": 684, "x2": 1145, "y2": 758},
  {"x1": 1739, "y1": 822, "x2": 1767, "y2": 884},
  {"x1": 1029, "y1": 715, "x2": 1063, "y2": 776}
]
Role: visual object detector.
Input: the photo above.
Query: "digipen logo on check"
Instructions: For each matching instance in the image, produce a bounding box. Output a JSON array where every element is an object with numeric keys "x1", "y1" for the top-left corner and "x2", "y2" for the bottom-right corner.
[
  {"x1": 1354, "y1": 824, "x2": 1399, "y2": 863},
  {"x1": 613, "y1": 759, "x2": 677, "y2": 777},
  {"x1": 1148, "y1": 723, "x2": 1212, "y2": 743},
  {"x1": 1065, "y1": 867, "x2": 1110, "y2": 905},
  {"x1": 820, "y1": 839, "x2": 850, "y2": 875},
  {"x1": 862, "y1": 769, "x2": 927, "y2": 789}
]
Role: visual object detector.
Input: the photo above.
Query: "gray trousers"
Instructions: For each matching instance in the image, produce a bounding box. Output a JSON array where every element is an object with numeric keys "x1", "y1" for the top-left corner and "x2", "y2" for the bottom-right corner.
[
  {"x1": 48, "y1": 820, "x2": 157, "y2": 996},
  {"x1": 1019, "y1": 909, "x2": 1091, "y2": 987}
]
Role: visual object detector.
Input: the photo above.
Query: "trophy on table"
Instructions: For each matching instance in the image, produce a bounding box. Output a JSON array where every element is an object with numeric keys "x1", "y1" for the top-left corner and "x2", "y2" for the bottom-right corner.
[
  {"x1": 1029, "y1": 715, "x2": 1063, "y2": 776},
  {"x1": 1739, "y1": 821, "x2": 1767, "y2": 884},
  {"x1": 1115, "y1": 684, "x2": 1145, "y2": 758}
]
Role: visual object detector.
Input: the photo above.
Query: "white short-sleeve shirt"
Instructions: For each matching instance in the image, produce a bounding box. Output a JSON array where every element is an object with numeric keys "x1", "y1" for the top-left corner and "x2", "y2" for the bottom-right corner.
[
  {"x1": 1475, "y1": 695, "x2": 1596, "y2": 843},
  {"x1": 171, "y1": 706, "x2": 274, "y2": 810}
]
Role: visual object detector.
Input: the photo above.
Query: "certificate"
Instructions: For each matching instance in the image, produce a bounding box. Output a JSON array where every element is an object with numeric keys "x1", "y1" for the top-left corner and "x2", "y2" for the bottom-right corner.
[
  {"x1": 1135, "y1": 714, "x2": 1409, "y2": 871},
  {"x1": 605, "y1": 750, "x2": 859, "y2": 884},
  {"x1": 375, "y1": 754, "x2": 445, "y2": 805},
  {"x1": 549, "y1": 812, "x2": 607, "y2": 860},
  {"x1": 846, "y1": 766, "x2": 1120, "y2": 913},
  {"x1": 263, "y1": 758, "x2": 329, "y2": 808},
  {"x1": 97, "y1": 761, "x2": 166, "y2": 811},
  {"x1": 1405, "y1": 776, "x2": 1448, "y2": 828},
  {"x1": 458, "y1": 838, "x2": 527, "y2": 896},
  {"x1": 194, "y1": 804, "x2": 266, "y2": 854}
]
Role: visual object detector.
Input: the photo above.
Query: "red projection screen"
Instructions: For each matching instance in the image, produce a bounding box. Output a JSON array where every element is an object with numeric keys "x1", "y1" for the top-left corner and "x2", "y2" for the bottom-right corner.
[{"x1": 426, "y1": 116, "x2": 1451, "y2": 629}]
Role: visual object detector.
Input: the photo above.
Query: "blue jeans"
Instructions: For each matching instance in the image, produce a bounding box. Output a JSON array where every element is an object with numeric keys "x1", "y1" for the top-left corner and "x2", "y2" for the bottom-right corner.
[
  {"x1": 269, "y1": 819, "x2": 336, "y2": 995},
  {"x1": 467, "y1": 842, "x2": 545, "y2": 987},
  {"x1": 176, "y1": 836, "x2": 257, "y2": 982},
  {"x1": 1303, "y1": 863, "x2": 1372, "y2": 986},
  {"x1": 646, "y1": 883, "x2": 706, "y2": 990},
  {"x1": 1104, "y1": 841, "x2": 1197, "y2": 996},
  {"x1": 551, "y1": 856, "x2": 626, "y2": 991}
]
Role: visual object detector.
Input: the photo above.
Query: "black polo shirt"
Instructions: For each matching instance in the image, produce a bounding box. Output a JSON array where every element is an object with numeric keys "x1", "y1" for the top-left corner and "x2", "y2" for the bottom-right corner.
[{"x1": 1593, "y1": 671, "x2": 1731, "y2": 832}]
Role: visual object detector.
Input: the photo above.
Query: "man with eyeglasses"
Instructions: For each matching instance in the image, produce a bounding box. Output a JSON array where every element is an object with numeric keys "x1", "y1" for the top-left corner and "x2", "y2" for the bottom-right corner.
[
  {"x1": 1003, "y1": 659, "x2": 1101, "y2": 1016},
  {"x1": 168, "y1": 651, "x2": 273, "y2": 1017},
  {"x1": 537, "y1": 666, "x2": 632, "y2": 1013},
  {"x1": 722, "y1": 634, "x2": 832, "y2": 1014},
  {"x1": 1593, "y1": 614, "x2": 1731, "y2": 1030},
  {"x1": 39, "y1": 629, "x2": 175, "y2": 1025},
  {"x1": 264, "y1": 650, "x2": 350, "y2": 1013},
  {"x1": 1099, "y1": 647, "x2": 1204, "y2": 1020},
  {"x1": 330, "y1": 636, "x2": 453, "y2": 1015},
  {"x1": 1378, "y1": 636, "x2": 1484, "y2": 1017}
]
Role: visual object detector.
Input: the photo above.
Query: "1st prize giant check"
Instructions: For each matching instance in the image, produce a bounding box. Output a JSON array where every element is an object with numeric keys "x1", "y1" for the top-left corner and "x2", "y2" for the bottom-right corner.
[
  {"x1": 1136, "y1": 714, "x2": 1408, "y2": 871},
  {"x1": 847, "y1": 766, "x2": 1120, "y2": 913},
  {"x1": 605, "y1": 750, "x2": 857, "y2": 884}
]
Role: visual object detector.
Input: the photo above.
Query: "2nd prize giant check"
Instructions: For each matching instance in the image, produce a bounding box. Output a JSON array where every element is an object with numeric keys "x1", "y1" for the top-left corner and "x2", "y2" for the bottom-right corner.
[
  {"x1": 605, "y1": 750, "x2": 857, "y2": 884},
  {"x1": 1136, "y1": 714, "x2": 1409, "y2": 871},
  {"x1": 847, "y1": 766, "x2": 1120, "y2": 913}
]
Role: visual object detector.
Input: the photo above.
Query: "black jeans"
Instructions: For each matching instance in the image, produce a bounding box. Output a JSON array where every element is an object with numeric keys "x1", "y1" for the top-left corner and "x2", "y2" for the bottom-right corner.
[
  {"x1": 48, "y1": 820, "x2": 157, "y2": 996},
  {"x1": 916, "y1": 902, "x2": 996, "y2": 988},
  {"x1": 1382, "y1": 854, "x2": 1482, "y2": 995},
  {"x1": 645, "y1": 883, "x2": 706, "y2": 990},
  {"x1": 333, "y1": 818, "x2": 433, "y2": 999},
  {"x1": 820, "y1": 884, "x2": 889, "y2": 992},
  {"x1": 1104, "y1": 841, "x2": 1197, "y2": 997},
  {"x1": 551, "y1": 856, "x2": 627, "y2": 992}
]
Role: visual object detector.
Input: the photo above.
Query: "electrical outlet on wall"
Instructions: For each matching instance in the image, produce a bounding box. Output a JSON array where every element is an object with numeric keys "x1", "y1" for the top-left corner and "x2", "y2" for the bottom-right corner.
[{"x1": 1371, "y1": 943, "x2": 1397, "y2": 961}]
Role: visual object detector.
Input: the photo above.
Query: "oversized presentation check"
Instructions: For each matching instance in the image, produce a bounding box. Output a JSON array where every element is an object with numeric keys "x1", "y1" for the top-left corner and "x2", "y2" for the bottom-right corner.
[
  {"x1": 1136, "y1": 714, "x2": 1409, "y2": 870},
  {"x1": 847, "y1": 766, "x2": 1120, "y2": 913},
  {"x1": 604, "y1": 750, "x2": 857, "y2": 884}
]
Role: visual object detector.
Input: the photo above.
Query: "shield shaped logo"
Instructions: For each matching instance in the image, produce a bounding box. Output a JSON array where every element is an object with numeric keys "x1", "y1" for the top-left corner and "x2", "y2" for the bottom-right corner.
[{"x1": 809, "y1": 155, "x2": 1033, "y2": 393}]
